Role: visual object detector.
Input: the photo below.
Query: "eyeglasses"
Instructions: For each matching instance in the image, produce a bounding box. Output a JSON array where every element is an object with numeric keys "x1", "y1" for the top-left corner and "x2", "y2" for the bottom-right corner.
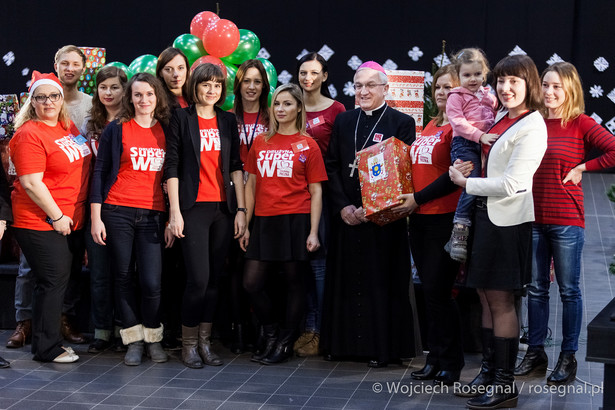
[
  {"x1": 353, "y1": 83, "x2": 386, "y2": 91},
  {"x1": 32, "y1": 93, "x2": 62, "y2": 104}
]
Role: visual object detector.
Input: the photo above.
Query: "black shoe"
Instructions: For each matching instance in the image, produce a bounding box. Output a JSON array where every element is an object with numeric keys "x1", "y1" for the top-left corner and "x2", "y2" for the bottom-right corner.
[
  {"x1": 260, "y1": 329, "x2": 294, "y2": 365},
  {"x1": 251, "y1": 324, "x2": 278, "y2": 362},
  {"x1": 434, "y1": 370, "x2": 460, "y2": 386},
  {"x1": 367, "y1": 360, "x2": 388, "y2": 368},
  {"x1": 514, "y1": 346, "x2": 548, "y2": 376},
  {"x1": 0, "y1": 356, "x2": 9, "y2": 368},
  {"x1": 114, "y1": 338, "x2": 127, "y2": 352},
  {"x1": 547, "y1": 352, "x2": 577, "y2": 385},
  {"x1": 161, "y1": 335, "x2": 182, "y2": 351},
  {"x1": 455, "y1": 327, "x2": 494, "y2": 398},
  {"x1": 411, "y1": 363, "x2": 440, "y2": 380},
  {"x1": 88, "y1": 339, "x2": 111, "y2": 354},
  {"x1": 230, "y1": 323, "x2": 245, "y2": 354}
]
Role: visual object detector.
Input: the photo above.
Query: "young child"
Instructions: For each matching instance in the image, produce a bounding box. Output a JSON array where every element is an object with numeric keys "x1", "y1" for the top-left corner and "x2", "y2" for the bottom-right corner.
[{"x1": 445, "y1": 48, "x2": 498, "y2": 262}]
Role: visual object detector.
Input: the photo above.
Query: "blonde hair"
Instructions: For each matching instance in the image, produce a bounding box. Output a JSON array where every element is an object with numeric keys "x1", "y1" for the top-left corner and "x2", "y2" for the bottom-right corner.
[
  {"x1": 265, "y1": 83, "x2": 307, "y2": 140},
  {"x1": 452, "y1": 47, "x2": 490, "y2": 85},
  {"x1": 54, "y1": 45, "x2": 86, "y2": 67},
  {"x1": 14, "y1": 97, "x2": 71, "y2": 130},
  {"x1": 540, "y1": 62, "x2": 584, "y2": 126}
]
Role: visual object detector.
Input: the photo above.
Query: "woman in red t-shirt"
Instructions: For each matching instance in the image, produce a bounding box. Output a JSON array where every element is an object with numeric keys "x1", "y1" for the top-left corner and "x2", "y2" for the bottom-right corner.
[
  {"x1": 241, "y1": 83, "x2": 328, "y2": 365},
  {"x1": 10, "y1": 71, "x2": 92, "y2": 363},
  {"x1": 90, "y1": 73, "x2": 171, "y2": 366},
  {"x1": 294, "y1": 52, "x2": 346, "y2": 357},
  {"x1": 165, "y1": 63, "x2": 246, "y2": 369},
  {"x1": 227, "y1": 59, "x2": 271, "y2": 354},
  {"x1": 83, "y1": 65, "x2": 127, "y2": 354},
  {"x1": 156, "y1": 47, "x2": 191, "y2": 110}
]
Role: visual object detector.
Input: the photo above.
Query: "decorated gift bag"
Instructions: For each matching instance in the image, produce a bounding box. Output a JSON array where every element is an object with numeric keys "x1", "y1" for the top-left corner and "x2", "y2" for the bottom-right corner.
[{"x1": 357, "y1": 137, "x2": 413, "y2": 226}]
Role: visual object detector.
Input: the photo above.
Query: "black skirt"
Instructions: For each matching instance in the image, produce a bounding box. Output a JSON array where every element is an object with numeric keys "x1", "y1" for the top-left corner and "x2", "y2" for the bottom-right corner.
[
  {"x1": 245, "y1": 213, "x2": 311, "y2": 261},
  {"x1": 466, "y1": 204, "x2": 532, "y2": 291}
]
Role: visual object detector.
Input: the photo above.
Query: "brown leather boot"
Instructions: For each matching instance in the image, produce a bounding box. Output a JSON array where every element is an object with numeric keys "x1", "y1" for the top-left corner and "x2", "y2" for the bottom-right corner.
[
  {"x1": 7, "y1": 319, "x2": 31, "y2": 348},
  {"x1": 61, "y1": 314, "x2": 86, "y2": 344}
]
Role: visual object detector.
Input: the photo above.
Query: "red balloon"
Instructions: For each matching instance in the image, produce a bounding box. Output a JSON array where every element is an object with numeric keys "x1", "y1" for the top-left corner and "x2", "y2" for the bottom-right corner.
[
  {"x1": 190, "y1": 11, "x2": 219, "y2": 39},
  {"x1": 202, "y1": 19, "x2": 240, "y2": 58},
  {"x1": 190, "y1": 55, "x2": 227, "y2": 77}
]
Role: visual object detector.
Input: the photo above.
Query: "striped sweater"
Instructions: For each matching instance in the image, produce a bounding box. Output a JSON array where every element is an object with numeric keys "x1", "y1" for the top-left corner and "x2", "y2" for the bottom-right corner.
[{"x1": 533, "y1": 114, "x2": 615, "y2": 228}]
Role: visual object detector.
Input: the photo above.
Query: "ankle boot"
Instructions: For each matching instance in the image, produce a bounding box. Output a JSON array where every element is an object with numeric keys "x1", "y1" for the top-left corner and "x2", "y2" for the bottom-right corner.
[
  {"x1": 124, "y1": 341, "x2": 144, "y2": 366},
  {"x1": 198, "y1": 323, "x2": 222, "y2": 366},
  {"x1": 455, "y1": 327, "x2": 494, "y2": 397},
  {"x1": 181, "y1": 325, "x2": 203, "y2": 368},
  {"x1": 260, "y1": 329, "x2": 294, "y2": 365},
  {"x1": 467, "y1": 337, "x2": 519, "y2": 409},
  {"x1": 230, "y1": 323, "x2": 245, "y2": 354},
  {"x1": 251, "y1": 324, "x2": 278, "y2": 362},
  {"x1": 146, "y1": 342, "x2": 168, "y2": 363},
  {"x1": 547, "y1": 352, "x2": 577, "y2": 385},
  {"x1": 514, "y1": 346, "x2": 548, "y2": 376}
]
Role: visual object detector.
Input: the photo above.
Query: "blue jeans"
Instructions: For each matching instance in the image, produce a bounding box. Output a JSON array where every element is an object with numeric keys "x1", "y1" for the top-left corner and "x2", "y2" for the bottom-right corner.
[
  {"x1": 527, "y1": 224, "x2": 584, "y2": 353},
  {"x1": 102, "y1": 204, "x2": 165, "y2": 329},
  {"x1": 450, "y1": 136, "x2": 481, "y2": 225},
  {"x1": 305, "y1": 258, "x2": 326, "y2": 333},
  {"x1": 14, "y1": 252, "x2": 33, "y2": 322}
]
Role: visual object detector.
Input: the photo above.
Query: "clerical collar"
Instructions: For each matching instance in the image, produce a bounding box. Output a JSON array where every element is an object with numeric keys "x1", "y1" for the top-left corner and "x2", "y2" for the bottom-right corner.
[{"x1": 363, "y1": 101, "x2": 387, "y2": 116}]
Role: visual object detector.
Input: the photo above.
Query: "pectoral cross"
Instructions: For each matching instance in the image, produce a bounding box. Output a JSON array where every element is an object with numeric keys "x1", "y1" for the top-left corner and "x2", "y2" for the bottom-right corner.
[{"x1": 348, "y1": 157, "x2": 359, "y2": 177}]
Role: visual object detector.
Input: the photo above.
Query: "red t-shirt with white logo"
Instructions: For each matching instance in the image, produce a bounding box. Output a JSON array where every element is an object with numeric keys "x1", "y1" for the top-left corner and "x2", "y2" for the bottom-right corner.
[
  {"x1": 10, "y1": 120, "x2": 92, "y2": 231},
  {"x1": 306, "y1": 100, "x2": 346, "y2": 158},
  {"x1": 245, "y1": 132, "x2": 328, "y2": 216},
  {"x1": 409, "y1": 120, "x2": 460, "y2": 214},
  {"x1": 105, "y1": 119, "x2": 166, "y2": 212},
  {"x1": 237, "y1": 111, "x2": 268, "y2": 165},
  {"x1": 196, "y1": 116, "x2": 225, "y2": 202}
]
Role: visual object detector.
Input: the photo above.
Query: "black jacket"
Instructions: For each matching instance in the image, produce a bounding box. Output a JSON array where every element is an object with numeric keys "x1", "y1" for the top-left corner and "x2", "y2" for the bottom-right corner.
[{"x1": 164, "y1": 105, "x2": 242, "y2": 212}]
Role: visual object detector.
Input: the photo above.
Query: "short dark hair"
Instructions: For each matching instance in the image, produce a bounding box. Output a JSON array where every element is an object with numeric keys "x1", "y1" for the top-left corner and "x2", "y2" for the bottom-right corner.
[
  {"x1": 188, "y1": 63, "x2": 226, "y2": 106},
  {"x1": 119, "y1": 72, "x2": 171, "y2": 125},
  {"x1": 492, "y1": 55, "x2": 543, "y2": 112}
]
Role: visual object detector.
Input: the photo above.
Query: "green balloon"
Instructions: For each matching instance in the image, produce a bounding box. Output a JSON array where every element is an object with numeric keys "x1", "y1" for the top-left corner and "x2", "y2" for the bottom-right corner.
[
  {"x1": 128, "y1": 54, "x2": 158, "y2": 76},
  {"x1": 220, "y1": 93, "x2": 235, "y2": 111},
  {"x1": 257, "y1": 58, "x2": 277, "y2": 88},
  {"x1": 224, "y1": 62, "x2": 238, "y2": 93},
  {"x1": 173, "y1": 34, "x2": 207, "y2": 67},
  {"x1": 225, "y1": 29, "x2": 261, "y2": 65},
  {"x1": 267, "y1": 85, "x2": 275, "y2": 107},
  {"x1": 105, "y1": 61, "x2": 133, "y2": 79}
]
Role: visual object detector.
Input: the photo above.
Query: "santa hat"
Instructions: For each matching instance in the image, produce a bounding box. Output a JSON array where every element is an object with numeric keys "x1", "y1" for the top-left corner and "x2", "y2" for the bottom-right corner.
[
  {"x1": 357, "y1": 61, "x2": 387, "y2": 77},
  {"x1": 29, "y1": 71, "x2": 63, "y2": 96}
]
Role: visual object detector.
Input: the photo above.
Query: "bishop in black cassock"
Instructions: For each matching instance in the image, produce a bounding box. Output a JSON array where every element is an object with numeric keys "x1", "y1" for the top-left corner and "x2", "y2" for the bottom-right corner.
[{"x1": 321, "y1": 62, "x2": 418, "y2": 367}]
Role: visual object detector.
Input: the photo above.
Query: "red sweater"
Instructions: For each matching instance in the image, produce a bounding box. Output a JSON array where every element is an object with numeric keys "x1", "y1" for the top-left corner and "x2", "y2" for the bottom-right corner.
[{"x1": 533, "y1": 114, "x2": 615, "y2": 227}]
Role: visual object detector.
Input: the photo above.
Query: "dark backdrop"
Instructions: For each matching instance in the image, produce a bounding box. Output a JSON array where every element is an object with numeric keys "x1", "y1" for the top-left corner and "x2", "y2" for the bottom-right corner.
[{"x1": 1, "y1": 0, "x2": 614, "y2": 128}]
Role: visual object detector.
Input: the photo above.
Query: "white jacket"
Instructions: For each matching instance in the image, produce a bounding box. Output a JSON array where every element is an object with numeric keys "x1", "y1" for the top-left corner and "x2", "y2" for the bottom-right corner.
[{"x1": 466, "y1": 110, "x2": 547, "y2": 227}]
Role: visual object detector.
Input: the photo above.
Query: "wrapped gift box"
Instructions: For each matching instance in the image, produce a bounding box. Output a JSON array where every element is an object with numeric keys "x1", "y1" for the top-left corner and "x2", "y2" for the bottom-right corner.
[
  {"x1": 357, "y1": 137, "x2": 413, "y2": 226},
  {"x1": 0, "y1": 94, "x2": 19, "y2": 140},
  {"x1": 77, "y1": 47, "x2": 107, "y2": 96}
]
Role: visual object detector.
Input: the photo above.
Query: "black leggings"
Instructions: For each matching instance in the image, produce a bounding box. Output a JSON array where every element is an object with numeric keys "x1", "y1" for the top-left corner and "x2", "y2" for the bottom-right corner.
[
  {"x1": 243, "y1": 259, "x2": 307, "y2": 332},
  {"x1": 181, "y1": 202, "x2": 232, "y2": 326}
]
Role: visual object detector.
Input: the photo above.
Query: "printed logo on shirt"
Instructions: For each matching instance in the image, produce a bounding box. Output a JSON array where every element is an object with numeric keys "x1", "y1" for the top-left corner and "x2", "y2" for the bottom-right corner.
[
  {"x1": 54, "y1": 134, "x2": 91, "y2": 163},
  {"x1": 373, "y1": 133, "x2": 383, "y2": 143},
  {"x1": 130, "y1": 147, "x2": 165, "y2": 171},
  {"x1": 239, "y1": 123, "x2": 267, "y2": 145},
  {"x1": 307, "y1": 115, "x2": 324, "y2": 129},
  {"x1": 410, "y1": 132, "x2": 443, "y2": 165},
  {"x1": 257, "y1": 149, "x2": 295, "y2": 178},
  {"x1": 368, "y1": 152, "x2": 387, "y2": 182},
  {"x1": 200, "y1": 128, "x2": 221, "y2": 151}
]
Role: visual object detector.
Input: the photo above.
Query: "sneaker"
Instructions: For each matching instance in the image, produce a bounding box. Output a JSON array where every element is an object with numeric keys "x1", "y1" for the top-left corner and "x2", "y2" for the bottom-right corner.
[
  {"x1": 88, "y1": 339, "x2": 111, "y2": 354},
  {"x1": 448, "y1": 224, "x2": 469, "y2": 263}
]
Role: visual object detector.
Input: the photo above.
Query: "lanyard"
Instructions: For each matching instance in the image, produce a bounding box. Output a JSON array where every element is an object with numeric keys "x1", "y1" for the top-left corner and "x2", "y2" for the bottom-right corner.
[{"x1": 242, "y1": 111, "x2": 260, "y2": 152}]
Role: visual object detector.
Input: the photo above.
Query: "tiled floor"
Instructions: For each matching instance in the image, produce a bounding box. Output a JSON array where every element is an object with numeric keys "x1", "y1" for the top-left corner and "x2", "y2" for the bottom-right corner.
[{"x1": 0, "y1": 172, "x2": 613, "y2": 409}]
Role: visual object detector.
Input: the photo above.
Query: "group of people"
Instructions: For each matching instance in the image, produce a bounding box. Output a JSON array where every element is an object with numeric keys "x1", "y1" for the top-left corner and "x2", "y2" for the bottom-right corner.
[{"x1": 0, "y1": 43, "x2": 612, "y2": 410}]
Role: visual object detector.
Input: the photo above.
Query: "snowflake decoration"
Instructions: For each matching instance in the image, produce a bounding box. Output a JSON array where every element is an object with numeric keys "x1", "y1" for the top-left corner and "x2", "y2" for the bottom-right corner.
[
  {"x1": 3, "y1": 51, "x2": 15, "y2": 66},
  {"x1": 590, "y1": 85, "x2": 604, "y2": 98},
  {"x1": 328, "y1": 84, "x2": 338, "y2": 99},
  {"x1": 26, "y1": 80, "x2": 31, "y2": 88},
  {"x1": 590, "y1": 113, "x2": 603, "y2": 124},
  {"x1": 608, "y1": 88, "x2": 615, "y2": 104},
  {"x1": 296, "y1": 49, "x2": 309, "y2": 60},
  {"x1": 594, "y1": 57, "x2": 609, "y2": 72},
  {"x1": 546, "y1": 53, "x2": 564, "y2": 65},
  {"x1": 605, "y1": 116, "x2": 615, "y2": 134},
  {"x1": 257, "y1": 48, "x2": 271, "y2": 60},
  {"x1": 508, "y1": 46, "x2": 527, "y2": 56},
  {"x1": 21, "y1": 68, "x2": 29, "y2": 76},
  {"x1": 382, "y1": 59, "x2": 398, "y2": 71},
  {"x1": 424, "y1": 72, "x2": 433, "y2": 85},
  {"x1": 277, "y1": 70, "x2": 292, "y2": 85},
  {"x1": 433, "y1": 53, "x2": 451, "y2": 67},
  {"x1": 318, "y1": 45, "x2": 334, "y2": 61},
  {"x1": 407, "y1": 46, "x2": 423, "y2": 62},
  {"x1": 347, "y1": 55, "x2": 362, "y2": 70},
  {"x1": 343, "y1": 81, "x2": 356, "y2": 97}
]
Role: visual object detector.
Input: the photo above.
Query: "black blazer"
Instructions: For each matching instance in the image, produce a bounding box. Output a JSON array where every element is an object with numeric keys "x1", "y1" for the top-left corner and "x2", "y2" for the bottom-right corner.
[{"x1": 164, "y1": 105, "x2": 242, "y2": 212}]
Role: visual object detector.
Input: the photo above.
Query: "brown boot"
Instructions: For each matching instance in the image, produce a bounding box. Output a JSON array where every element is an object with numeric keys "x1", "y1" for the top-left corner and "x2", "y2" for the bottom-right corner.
[
  {"x1": 198, "y1": 323, "x2": 223, "y2": 366},
  {"x1": 182, "y1": 325, "x2": 203, "y2": 368},
  {"x1": 7, "y1": 319, "x2": 31, "y2": 348},
  {"x1": 296, "y1": 333, "x2": 320, "y2": 357},
  {"x1": 61, "y1": 314, "x2": 86, "y2": 344}
]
